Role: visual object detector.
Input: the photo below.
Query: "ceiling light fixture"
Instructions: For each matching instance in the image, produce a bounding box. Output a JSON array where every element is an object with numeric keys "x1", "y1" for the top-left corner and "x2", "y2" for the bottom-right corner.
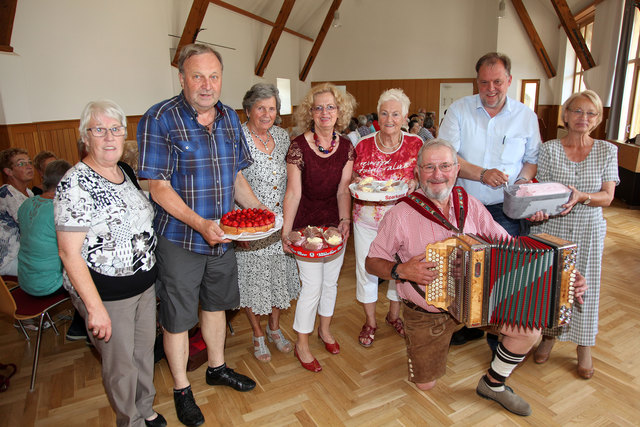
[
  {"x1": 498, "y1": 0, "x2": 506, "y2": 18},
  {"x1": 332, "y1": 11, "x2": 342, "y2": 28}
]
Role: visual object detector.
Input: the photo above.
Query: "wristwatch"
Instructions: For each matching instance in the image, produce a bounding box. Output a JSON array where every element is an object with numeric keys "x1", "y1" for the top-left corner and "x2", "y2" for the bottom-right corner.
[
  {"x1": 583, "y1": 194, "x2": 592, "y2": 205},
  {"x1": 390, "y1": 262, "x2": 402, "y2": 280}
]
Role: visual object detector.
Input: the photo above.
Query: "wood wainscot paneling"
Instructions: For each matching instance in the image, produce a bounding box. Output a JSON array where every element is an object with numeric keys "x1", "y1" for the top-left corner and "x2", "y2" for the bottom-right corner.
[
  {"x1": 536, "y1": 104, "x2": 560, "y2": 142},
  {"x1": 1, "y1": 115, "x2": 144, "y2": 186},
  {"x1": 36, "y1": 119, "x2": 81, "y2": 166},
  {"x1": 312, "y1": 78, "x2": 477, "y2": 127}
]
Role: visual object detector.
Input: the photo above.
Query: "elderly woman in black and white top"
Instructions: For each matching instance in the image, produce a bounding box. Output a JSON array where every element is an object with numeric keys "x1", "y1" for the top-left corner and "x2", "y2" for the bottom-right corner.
[{"x1": 55, "y1": 100, "x2": 165, "y2": 427}]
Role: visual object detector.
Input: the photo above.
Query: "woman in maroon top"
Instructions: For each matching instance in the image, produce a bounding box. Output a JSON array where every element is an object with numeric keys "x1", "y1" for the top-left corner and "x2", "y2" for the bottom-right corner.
[{"x1": 282, "y1": 83, "x2": 355, "y2": 372}]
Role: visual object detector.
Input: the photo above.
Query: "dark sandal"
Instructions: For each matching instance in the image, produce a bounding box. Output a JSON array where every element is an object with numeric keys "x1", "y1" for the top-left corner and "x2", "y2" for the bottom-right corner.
[
  {"x1": 358, "y1": 324, "x2": 377, "y2": 347},
  {"x1": 385, "y1": 314, "x2": 405, "y2": 338}
]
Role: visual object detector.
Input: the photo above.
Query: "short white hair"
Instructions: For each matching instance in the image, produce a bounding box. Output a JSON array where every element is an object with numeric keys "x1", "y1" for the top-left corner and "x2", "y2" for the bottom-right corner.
[
  {"x1": 417, "y1": 138, "x2": 458, "y2": 165},
  {"x1": 377, "y1": 88, "x2": 410, "y2": 117},
  {"x1": 78, "y1": 100, "x2": 127, "y2": 141}
]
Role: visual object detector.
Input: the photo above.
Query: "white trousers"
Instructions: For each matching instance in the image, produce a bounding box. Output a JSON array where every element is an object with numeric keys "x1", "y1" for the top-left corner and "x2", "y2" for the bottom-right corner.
[
  {"x1": 293, "y1": 248, "x2": 346, "y2": 334},
  {"x1": 354, "y1": 222, "x2": 398, "y2": 304}
]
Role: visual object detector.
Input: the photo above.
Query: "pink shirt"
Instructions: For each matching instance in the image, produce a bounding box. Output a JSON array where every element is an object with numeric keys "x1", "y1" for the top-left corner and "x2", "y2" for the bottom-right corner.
[
  {"x1": 353, "y1": 132, "x2": 423, "y2": 229},
  {"x1": 367, "y1": 189, "x2": 508, "y2": 312}
]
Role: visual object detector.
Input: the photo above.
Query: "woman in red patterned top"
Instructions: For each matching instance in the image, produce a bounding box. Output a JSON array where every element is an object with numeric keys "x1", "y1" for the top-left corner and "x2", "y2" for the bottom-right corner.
[
  {"x1": 282, "y1": 83, "x2": 355, "y2": 372},
  {"x1": 352, "y1": 89, "x2": 423, "y2": 347}
]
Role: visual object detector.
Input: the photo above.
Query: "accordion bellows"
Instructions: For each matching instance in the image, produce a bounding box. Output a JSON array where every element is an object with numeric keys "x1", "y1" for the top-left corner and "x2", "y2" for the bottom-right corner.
[{"x1": 425, "y1": 233, "x2": 577, "y2": 329}]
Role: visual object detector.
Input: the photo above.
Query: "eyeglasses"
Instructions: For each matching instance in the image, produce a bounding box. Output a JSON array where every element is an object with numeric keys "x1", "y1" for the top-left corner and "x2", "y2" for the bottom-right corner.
[
  {"x1": 12, "y1": 160, "x2": 33, "y2": 168},
  {"x1": 86, "y1": 126, "x2": 126, "y2": 137},
  {"x1": 478, "y1": 79, "x2": 506, "y2": 88},
  {"x1": 567, "y1": 108, "x2": 599, "y2": 118},
  {"x1": 418, "y1": 162, "x2": 457, "y2": 173},
  {"x1": 311, "y1": 105, "x2": 338, "y2": 114}
]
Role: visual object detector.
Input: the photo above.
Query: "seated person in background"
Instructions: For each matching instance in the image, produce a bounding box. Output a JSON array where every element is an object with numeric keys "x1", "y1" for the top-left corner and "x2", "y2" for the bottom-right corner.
[
  {"x1": 0, "y1": 148, "x2": 34, "y2": 277},
  {"x1": 31, "y1": 151, "x2": 57, "y2": 196},
  {"x1": 408, "y1": 119, "x2": 421, "y2": 136},
  {"x1": 417, "y1": 121, "x2": 434, "y2": 142},
  {"x1": 17, "y1": 159, "x2": 87, "y2": 340},
  {"x1": 370, "y1": 112, "x2": 380, "y2": 131},
  {"x1": 424, "y1": 116, "x2": 437, "y2": 137},
  {"x1": 365, "y1": 139, "x2": 587, "y2": 417},
  {"x1": 18, "y1": 159, "x2": 72, "y2": 296},
  {"x1": 346, "y1": 117, "x2": 360, "y2": 146},
  {"x1": 409, "y1": 114, "x2": 434, "y2": 142},
  {"x1": 357, "y1": 114, "x2": 371, "y2": 138}
]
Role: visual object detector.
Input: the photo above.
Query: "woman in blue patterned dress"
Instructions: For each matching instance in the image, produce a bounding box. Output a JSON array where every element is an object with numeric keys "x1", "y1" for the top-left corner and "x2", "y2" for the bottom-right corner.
[
  {"x1": 530, "y1": 90, "x2": 618, "y2": 379},
  {"x1": 236, "y1": 84, "x2": 300, "y2": 362}
]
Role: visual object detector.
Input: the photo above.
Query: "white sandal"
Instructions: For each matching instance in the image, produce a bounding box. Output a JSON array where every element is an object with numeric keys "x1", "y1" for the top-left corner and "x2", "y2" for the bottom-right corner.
[
  {"x1": 253, "y1": 335, "x2": 271, "y2": 362},
  {"x1": 266, "y1": 326, "x2": 293, "y2": 353}
]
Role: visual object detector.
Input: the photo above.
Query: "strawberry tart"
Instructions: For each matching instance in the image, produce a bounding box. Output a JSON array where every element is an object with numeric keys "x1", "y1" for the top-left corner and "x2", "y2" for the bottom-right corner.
[{"x1": 220, "y1": 208, "x2": 276, "y2": 235}]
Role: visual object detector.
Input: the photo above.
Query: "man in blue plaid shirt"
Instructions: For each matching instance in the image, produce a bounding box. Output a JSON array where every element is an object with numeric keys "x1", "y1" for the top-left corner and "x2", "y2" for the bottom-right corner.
[{"x1": 138, "y1": 43, "x2": 266, "y2": 427}]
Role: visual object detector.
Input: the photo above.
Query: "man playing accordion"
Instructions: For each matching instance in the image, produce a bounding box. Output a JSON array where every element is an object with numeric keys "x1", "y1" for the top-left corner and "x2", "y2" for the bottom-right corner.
[{"x1": 366, "y1": 139, "x2": 587, "y2": 416}]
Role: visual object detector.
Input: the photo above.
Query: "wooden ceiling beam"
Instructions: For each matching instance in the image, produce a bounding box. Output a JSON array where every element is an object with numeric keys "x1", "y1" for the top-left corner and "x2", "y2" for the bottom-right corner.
[
  {"x1": 171, "y1": 0, "x2": 210, "y2": 68},
  {"x1": 510, "y1": 0, "x2": 556, "y2": 78},
  {"x1": 255, "y1": 0, "x2": 296, "y2": 77},
  {"x1": 299, "y1": 0, "x2": 342, "y2": 82},
  {"x1": 210, "y1": 0, "x2": 312, "y2": 42},
  {"x1": 550, "y1": 0, "x2": 595, "y2": 70},
  {"x1": 0, "y1": 0, "x2": 18, "y2": 53}
]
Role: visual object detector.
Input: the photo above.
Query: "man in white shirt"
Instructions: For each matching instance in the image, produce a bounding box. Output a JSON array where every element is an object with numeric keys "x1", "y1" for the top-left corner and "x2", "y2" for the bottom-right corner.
[
  {"x1": 439, "y1": 52, "x2": 540, "y2": 236},
  {"x1": 439, "y1": 52, "x2": 541, "y2": 346}
]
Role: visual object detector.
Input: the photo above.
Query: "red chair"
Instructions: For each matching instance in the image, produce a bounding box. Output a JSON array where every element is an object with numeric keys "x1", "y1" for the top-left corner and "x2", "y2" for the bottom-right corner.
[{"x1": 0, "y1": 277, "x2": 70, "y2": 391}]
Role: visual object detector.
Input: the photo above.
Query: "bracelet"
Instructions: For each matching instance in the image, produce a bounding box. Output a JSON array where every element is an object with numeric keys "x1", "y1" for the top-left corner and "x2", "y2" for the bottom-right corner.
[
  {"x1": 514, "y1": 176, "x2": 527, "y2": 183},
  {"x1": 339, "y1": 218, "x2": 351, "y2": 222},
  {"x1": 479, "y1": 169, "x2": 488, "y2": 184}
]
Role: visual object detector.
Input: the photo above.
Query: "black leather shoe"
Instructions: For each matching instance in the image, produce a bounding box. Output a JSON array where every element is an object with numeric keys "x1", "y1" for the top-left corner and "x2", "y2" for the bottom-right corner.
[
  {"x1": 174, "y1": 387, "x2": 204, "y2": 426},
  {"x1": 145, "y1": 413, "x2": 167, "y2": 427},
  {"x1": 206, "y1": 365, "x2": 256, "y2": 392}
]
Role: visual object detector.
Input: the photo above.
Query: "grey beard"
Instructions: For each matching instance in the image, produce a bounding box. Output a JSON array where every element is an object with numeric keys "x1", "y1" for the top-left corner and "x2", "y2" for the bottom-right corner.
[{"x1": 420, "y1": 182, "x2": 452, "y2": 201}]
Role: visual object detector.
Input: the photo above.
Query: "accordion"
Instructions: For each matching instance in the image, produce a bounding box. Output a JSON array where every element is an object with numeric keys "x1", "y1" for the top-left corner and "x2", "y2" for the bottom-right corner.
[{"x1": 425, "y1": 233, "x2": 577, "y2": 329}]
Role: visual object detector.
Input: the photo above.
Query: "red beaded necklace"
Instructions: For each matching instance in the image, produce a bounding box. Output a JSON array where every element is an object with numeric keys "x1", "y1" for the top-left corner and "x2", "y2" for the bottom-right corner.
[{"x1": 314, "y1": 130, "x2": 337, "y2": 154}]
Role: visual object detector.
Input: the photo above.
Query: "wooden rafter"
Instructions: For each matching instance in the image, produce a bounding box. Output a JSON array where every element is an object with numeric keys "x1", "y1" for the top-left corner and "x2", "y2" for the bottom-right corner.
[
  {"x1": 510, "y1": 0, "x2": 556, "y2": 78},
  {"x1": 0, "y1": 0, "x2": 18, "y2": 53},
  {"x1": 299, "y1": 0, "x2": 342, "y2": 81},
  {"x1": 210, "y1": 0, "x2": 312, "y2": 42},
  {"x1": 550, "y1": 0, "x2": 595, "y2": 70},
  {"x1": 255, "y1": 0, "x2": 296, "y2": 77},
  {"x1": 171, "y1": 0, "x2": 209, "y2": 68}
]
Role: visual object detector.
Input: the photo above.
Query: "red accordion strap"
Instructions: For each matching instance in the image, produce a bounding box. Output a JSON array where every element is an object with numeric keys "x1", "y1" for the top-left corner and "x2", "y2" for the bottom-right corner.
[{"x1": 398, "y1": 187, "x2": 469, "y2": 233}]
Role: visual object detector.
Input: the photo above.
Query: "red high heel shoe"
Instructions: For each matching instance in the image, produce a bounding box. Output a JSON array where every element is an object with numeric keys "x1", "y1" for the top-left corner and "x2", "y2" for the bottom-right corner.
[
  {"x1": 318, "y1": 331, "x2": 340, "y2": 354},
  {"x1": 294, "y1": 347, "x2": 322, "y2": 372}
]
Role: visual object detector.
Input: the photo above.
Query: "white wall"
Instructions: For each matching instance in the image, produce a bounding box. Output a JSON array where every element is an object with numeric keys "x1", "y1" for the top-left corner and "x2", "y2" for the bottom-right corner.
[
  {"x1": 312, "y1": 0, "x2": 498, "y2": 81},
  {"x1": 0, "y1": 0, "x2": 174, "y2": 123},
  {"x1": 496, "y1": 0, "x2": 561, "y2": 105},
  {"x1": 0, "y1": 0, "x2": 314, "y2": 125}
]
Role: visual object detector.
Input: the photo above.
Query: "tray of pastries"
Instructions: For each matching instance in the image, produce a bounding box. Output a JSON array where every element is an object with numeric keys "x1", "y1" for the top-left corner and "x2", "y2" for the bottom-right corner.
[
  {"x1": 287, "y1": 226, "x2": 344, "y2": 258},
  {"x1": 349, "y1": 177, "x2": 409, "y2": 202}
]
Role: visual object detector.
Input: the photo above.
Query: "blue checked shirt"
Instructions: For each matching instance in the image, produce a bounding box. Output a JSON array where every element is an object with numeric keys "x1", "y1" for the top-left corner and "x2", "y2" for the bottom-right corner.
[{"x1": 137, "y1": 93, "x2": 253, "y2": 256}]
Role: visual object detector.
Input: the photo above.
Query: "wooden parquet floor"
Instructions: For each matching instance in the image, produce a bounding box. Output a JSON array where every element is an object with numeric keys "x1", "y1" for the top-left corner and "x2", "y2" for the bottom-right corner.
[{"x1": 1, "y1": 200, "x2": 639, "y2": 426}]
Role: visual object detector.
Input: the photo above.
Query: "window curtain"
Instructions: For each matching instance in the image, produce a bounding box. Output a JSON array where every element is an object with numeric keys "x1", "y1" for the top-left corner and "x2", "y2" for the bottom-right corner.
[{"x1": 606, "y1": 0, "x2": 638, "y2": 139}]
